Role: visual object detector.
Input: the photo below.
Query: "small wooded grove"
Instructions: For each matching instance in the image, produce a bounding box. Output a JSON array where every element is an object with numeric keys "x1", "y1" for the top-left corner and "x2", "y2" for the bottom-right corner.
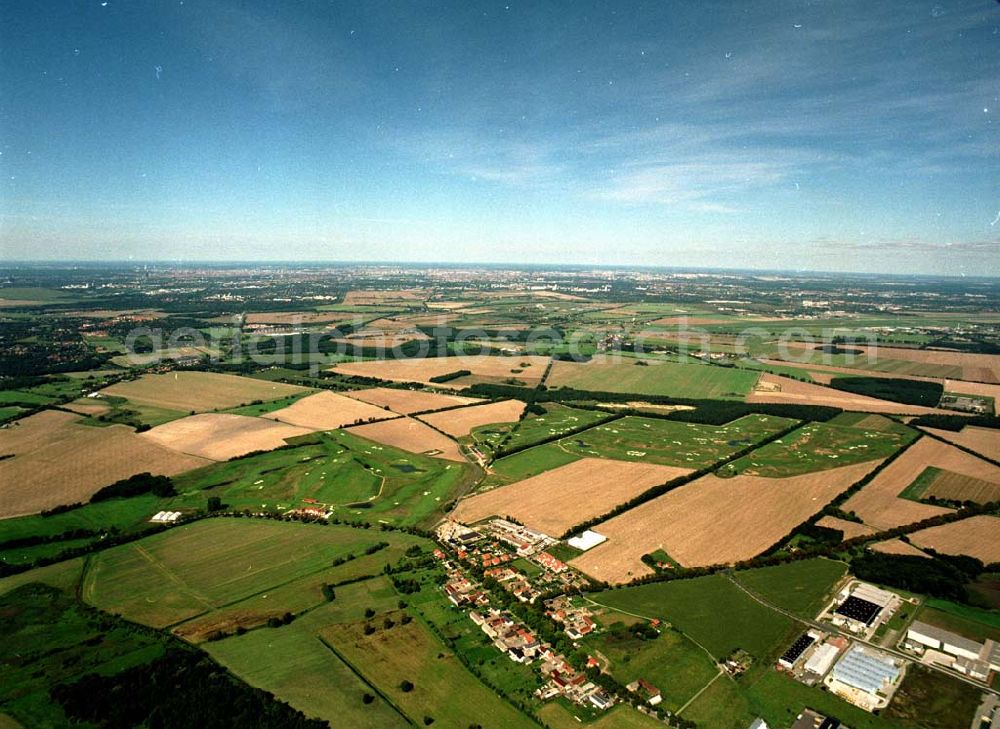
[{"x1": 51, "y1": 645, "x2": 327, "y2": 728}]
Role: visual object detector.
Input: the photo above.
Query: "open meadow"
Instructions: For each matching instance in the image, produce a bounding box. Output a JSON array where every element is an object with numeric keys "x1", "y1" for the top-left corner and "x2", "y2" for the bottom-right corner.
[
  {"x1": 82, "y1": 519, "x2": 419, "y2": 628},
  {"x1": 548, "y1": 357, "x2": 760, "y2": 399},
  {"x1": 570, "y1": 460, "x2": 879, "y2": 581}
]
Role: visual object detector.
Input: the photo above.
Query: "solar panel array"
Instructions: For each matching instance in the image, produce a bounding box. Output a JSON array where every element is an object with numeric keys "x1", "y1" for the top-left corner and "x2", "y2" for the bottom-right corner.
[
  {"x1": 831, "y1": 648, "x2": 899, "y2": 695},
  {"x1": 780, "y1": 633, "x2": 816, "y2": 666}
]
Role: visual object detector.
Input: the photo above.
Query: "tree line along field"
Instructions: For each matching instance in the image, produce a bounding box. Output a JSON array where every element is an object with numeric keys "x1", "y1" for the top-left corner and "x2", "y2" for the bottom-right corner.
[
  {"x1": 716, "y1": 419, "x2": 915, "y2": 478},
  {"x1": 547, "y1": 357, "x2": 762, "y2": 400}
]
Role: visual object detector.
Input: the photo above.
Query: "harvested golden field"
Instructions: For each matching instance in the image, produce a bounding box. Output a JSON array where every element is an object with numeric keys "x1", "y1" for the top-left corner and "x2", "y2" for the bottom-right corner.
[
  {"x1": 815, "y1": 516, "x2": 876, "y2": 540},
  {"x1": 332, "y1": 355, "x2": 550, "y2": 388},
  {"x1": 784, "y1": 343, "x2": 1000, "y2": 382},
  {"x1": 0, "y1": 411, "x2": 209, "y2": 517},
  {"x1": 348, "y1": 417, "x2": 465, "y2": 461},
  {"x1": 244, "y1": 311, "x2": 347, "y2": 325},
  {"x1": 843, "y1": 438, "x2": 1000, "y2": 529},
  {"x1": 62, "y1": 398, "x2": 112, "y2": 416},
  {"x1": 746, "y1": 373, "x2": 945, "y2": 415},
  {"x1": 419, "y1": 399, "x2": 526, "y2": 437},
  {"x1": 344, "y1": 386, "x2": 482, "y2": 414},
  {"x1": 266, "y1": 390, "x2": 397, "y2": 430},
  {"x1": 922, "y1": 426, "x2": 1000, "y2": 462},
  {"x1": 337, "y1": 331, "x2": 431, "y2": 349},
  {"x1": 943, "y1": 379, "x2": 1000, "y2": 401},
  {"x1": 870, "y1": 539, "x2": 929, "y2": 558},
  {"x1": 451, "y1": 458, "x2": 690, "y2": 536},
  {"x1": 101, "y1": 371, "x2": 309, "y2": 412},
  {"x1": 141, "y1": 414, "x2": 313, "y2": 461},
  {"x1": 908, "y1": 515, "x2": 1000, "y2": 563},
  {"x1": 569, "y1": 460, "x2": 879, "y2": 583}
]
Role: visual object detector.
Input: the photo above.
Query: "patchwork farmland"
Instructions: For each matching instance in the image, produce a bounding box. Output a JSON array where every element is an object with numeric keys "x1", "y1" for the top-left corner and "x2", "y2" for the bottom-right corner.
[
  {"x1": 843, "y1": 437, "x2": 1000, "y2": 530},
  {"x1": 569, "y1": 460, "x2": 880, "y2": 582}
]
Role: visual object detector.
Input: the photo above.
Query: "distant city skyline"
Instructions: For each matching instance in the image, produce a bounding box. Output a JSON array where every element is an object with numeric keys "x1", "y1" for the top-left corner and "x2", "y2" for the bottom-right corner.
[{"x1": 1, "y1": 1, "x2": 998, "y2": 275}]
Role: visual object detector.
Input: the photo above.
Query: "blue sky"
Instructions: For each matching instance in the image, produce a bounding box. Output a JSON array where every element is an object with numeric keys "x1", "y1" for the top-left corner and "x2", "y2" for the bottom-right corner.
[{"x1": 1, "y1": 1, "x2": 998, "y2": 274}]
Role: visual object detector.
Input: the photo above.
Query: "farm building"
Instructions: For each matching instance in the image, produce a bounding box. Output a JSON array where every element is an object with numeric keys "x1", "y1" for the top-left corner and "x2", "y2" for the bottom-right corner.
[
  {"x1": 825, "y1": 645, "x2": 902, "y2": 711},
  {"x1": 804, "y1": 642, "x2": 842, "y2": 677},
  {"x1": 790, "y1": 709, "x2": 841, "y2": 729},
  {"x1": 829, "y1": 582, "x2": 897, "y2": 634},
  {"x1": 567, "y1": 530, "x2": 607, "y2": 551},
  {"x1": 779, "y1": 632, "x2": 817, "y2": 669}
]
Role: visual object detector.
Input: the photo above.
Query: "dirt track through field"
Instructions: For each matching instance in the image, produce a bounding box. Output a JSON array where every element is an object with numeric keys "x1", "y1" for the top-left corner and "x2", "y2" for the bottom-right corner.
[
  {"x1": 569, "y1": 460, "x2": 880, "y2": 584},
  {"x1": 141, "y1": 413, "x2": 313, "y2": 461},
  {"x1": 843, "y1": 437, "x2": 1000, "y2": 530},
  {"x1": 419, "y1": 399, "x2": 525, "y2": 437},
  {"x1": 0, "y1": 411, "x2": 209, "y2": 516}
]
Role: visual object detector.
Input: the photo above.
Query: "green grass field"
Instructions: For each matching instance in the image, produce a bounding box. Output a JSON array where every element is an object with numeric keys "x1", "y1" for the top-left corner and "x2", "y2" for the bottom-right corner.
[
  {"x1": 481, "y1": 413, "x2": 796, "y2": 489},
  {"x1": 322, "y1": 614, "x2": 535, "y2": 728},
  {"x1": 204, "y1": 577, "x2": 410, "y2": 728},
  {"x1": 549, "y1": 359, "x2": 761, "y2": 400},
  {"x1": 468, "y1": 403, "x2": 611, "y2": 458},
  {"x1": 717, "y1": 421, "x2": 912, "y2": 478},
  {"x1": 557, "y1": 414, "x2": 797, "y2": 468},
  {"x1": 82, "y1": 519, "x2": 425, "y2": 628},
  {"x1": 0, "y1": 389, "x2": 52, "y2": 405},
  {"x1": 595, "y1": 573, "x2": 796, "y2": 661},
  {"x1": 582, "y1": 624, "x2": 718, "y2": 712},
  {"x1": 0, "y1": 584, "x2": 169, "y2": 727},
  {"x1": 731, "y1": 558, "x2": 847, "y2": 618},
  {"x1": 219, "y1": 390, "x2": 314, "y2": 416},
  {"x1": 916, "y1": 601, "x2": 1000, "y2": 642}
]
